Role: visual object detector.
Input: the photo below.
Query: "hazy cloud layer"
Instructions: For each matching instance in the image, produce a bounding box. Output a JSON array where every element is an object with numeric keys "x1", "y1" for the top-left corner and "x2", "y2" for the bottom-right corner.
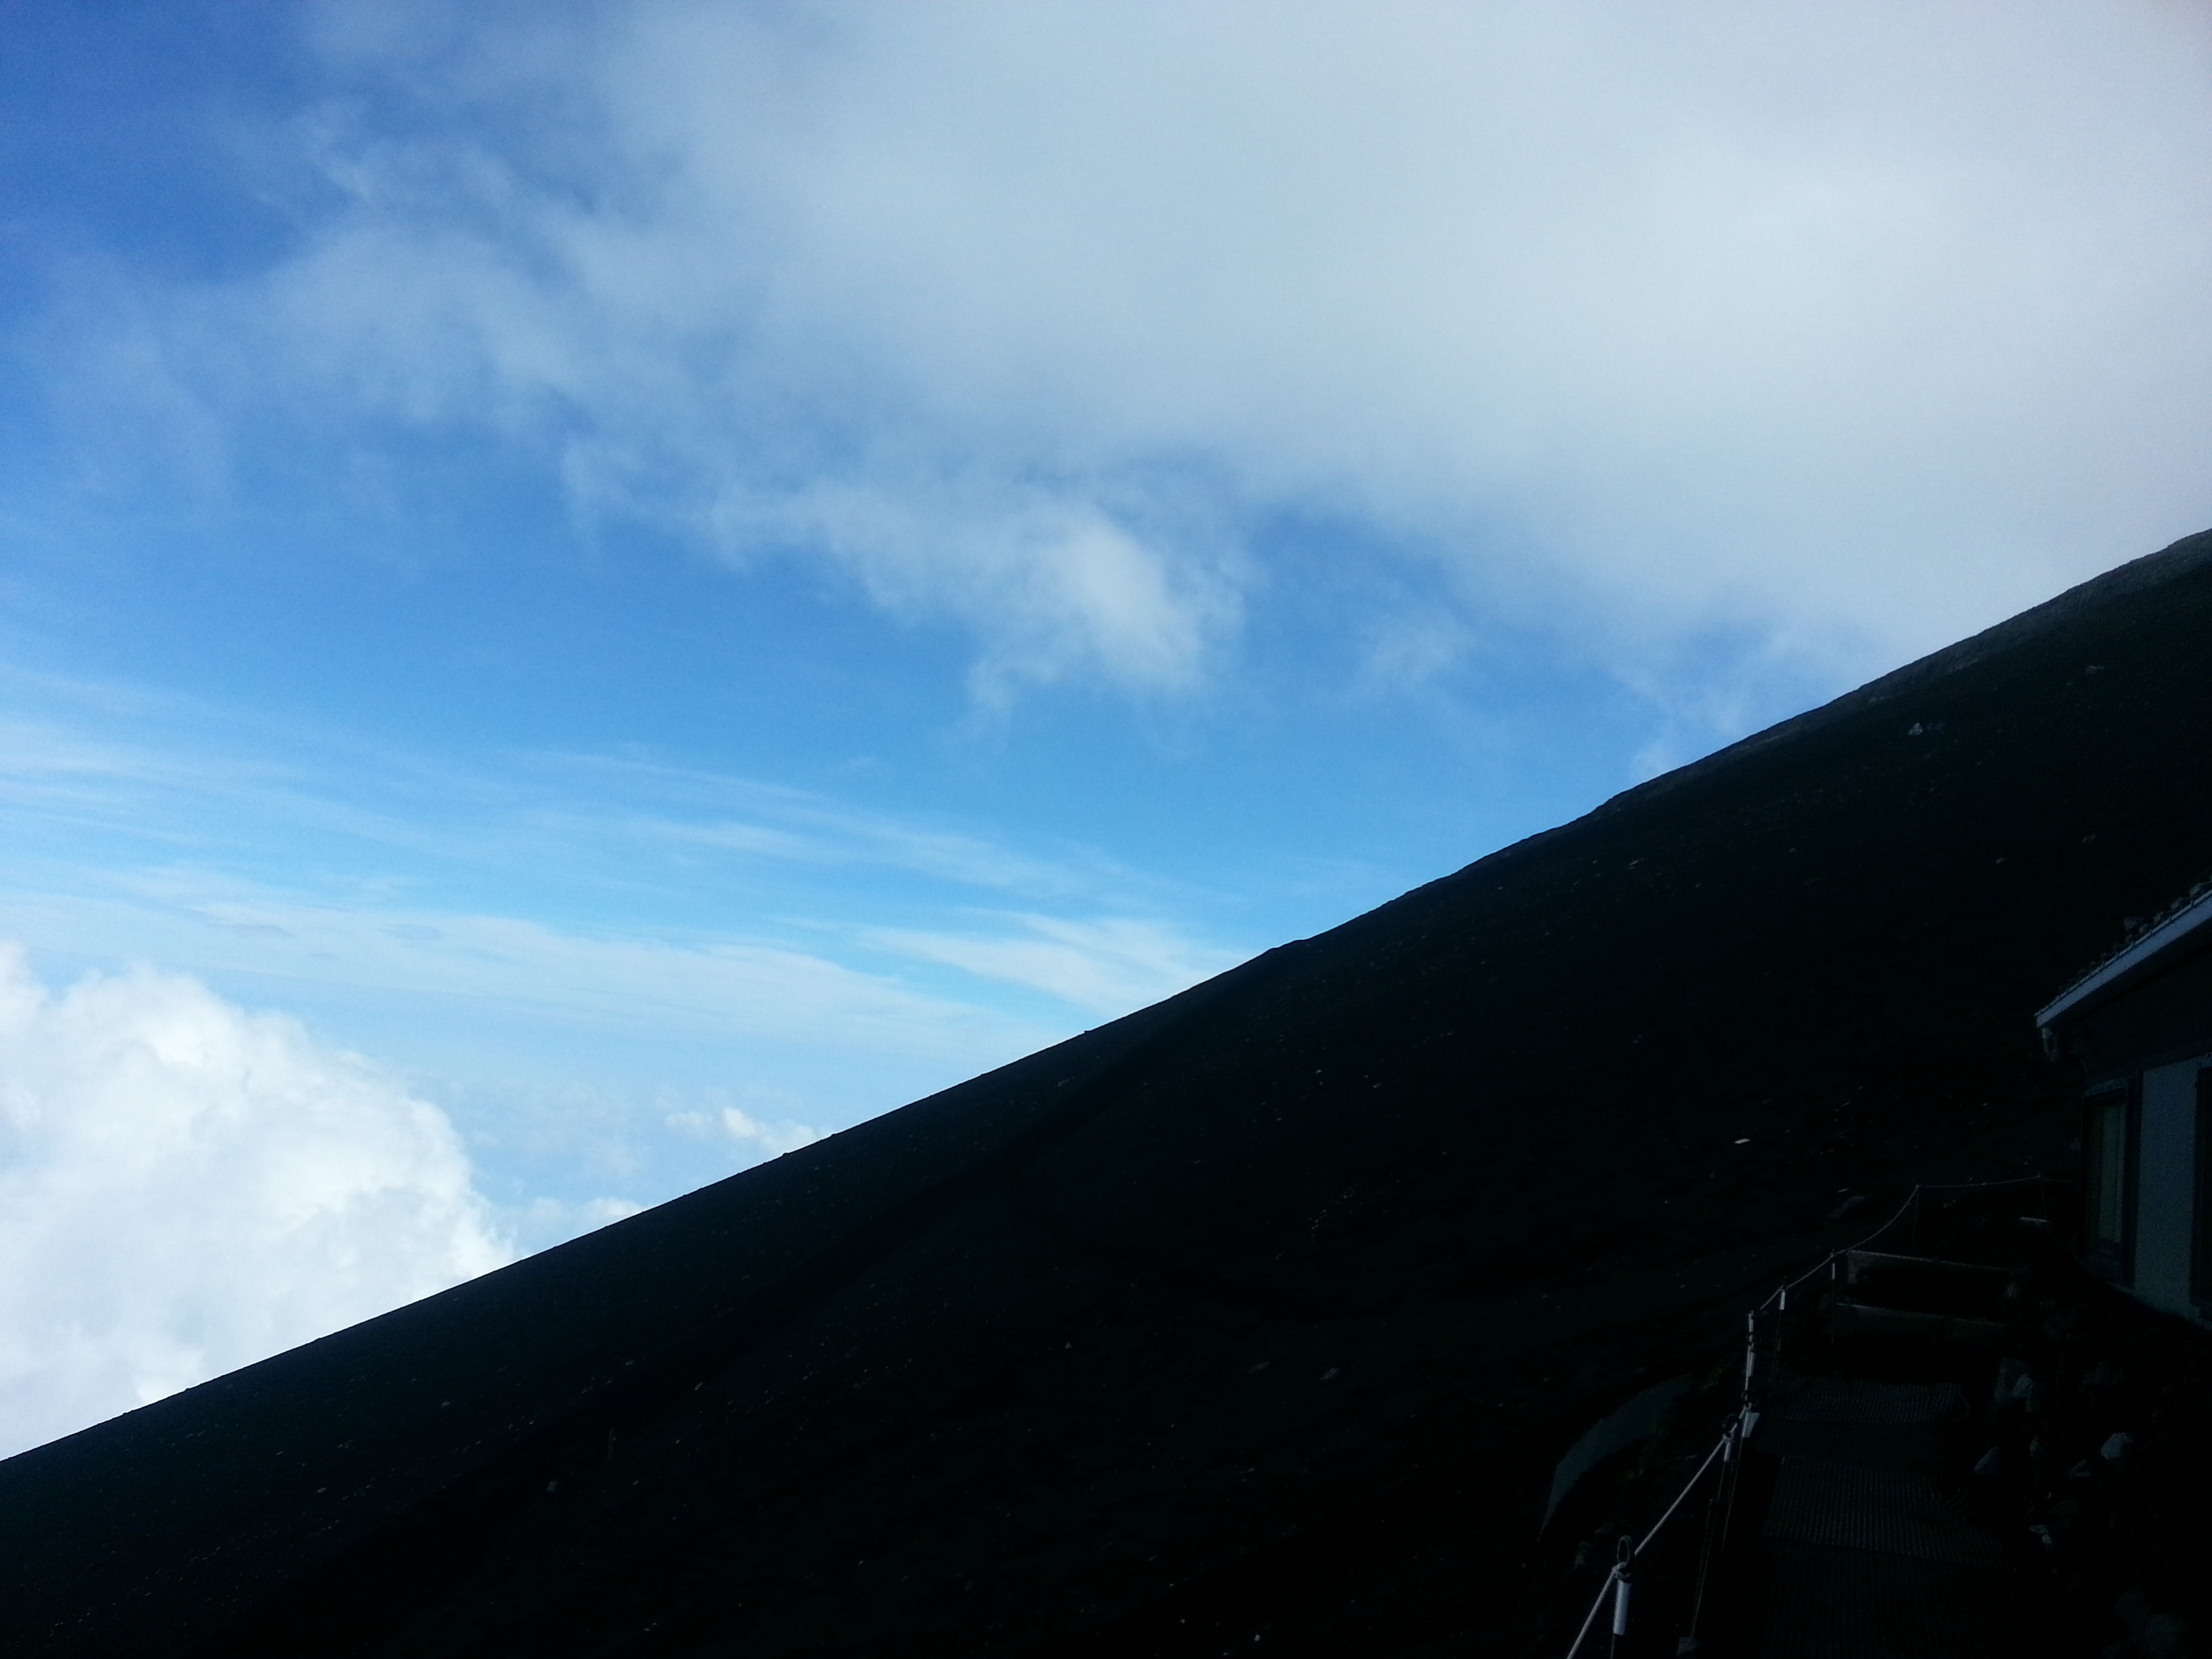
[
  {"x1": 75, "y1": 0, "x2": 2212, "y2": 704},
  {"x1": 0, "y1": 946, "x2": 511, "y2": 1456}
]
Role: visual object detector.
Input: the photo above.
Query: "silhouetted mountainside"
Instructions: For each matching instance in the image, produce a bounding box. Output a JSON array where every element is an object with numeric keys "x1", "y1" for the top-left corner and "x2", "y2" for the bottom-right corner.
[{"x1": 7, "y1": 531, "x2": 2211, "y2": 1658}]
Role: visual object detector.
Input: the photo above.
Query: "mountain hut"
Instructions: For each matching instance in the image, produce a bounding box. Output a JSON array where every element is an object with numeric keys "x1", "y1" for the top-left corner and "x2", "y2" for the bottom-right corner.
[{"x1": 2038, "y1": 883, "x2": 2212, "y2": 1325}]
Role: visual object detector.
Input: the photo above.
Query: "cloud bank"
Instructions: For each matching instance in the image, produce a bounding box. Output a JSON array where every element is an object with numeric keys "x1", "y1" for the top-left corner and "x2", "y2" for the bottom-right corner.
[
  {"x1": 75, "y1": 0, "x2": 2212, "y2": 706},
  {"x1": 0, "y1": 946, "x2": 511, "y2": 1457}
]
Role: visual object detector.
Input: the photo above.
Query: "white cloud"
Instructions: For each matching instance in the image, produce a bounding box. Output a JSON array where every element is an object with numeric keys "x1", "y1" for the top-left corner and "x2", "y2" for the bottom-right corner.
[
  {"x1": 731, "y1": 479, "x2": 1240, "y2": 705},
  {"x1": 663, "y1": 1082, "x2": 823, "y2": 1160},
  {"x1": 716, "y1": 1107, "x2": 820, "y2": 1158},
  {"x1": 0, "y1": 945, "x2": 512, "y2": 1457},
  {"x1": 97, "y1": 0, "x2": 2212, "y2": 705}
]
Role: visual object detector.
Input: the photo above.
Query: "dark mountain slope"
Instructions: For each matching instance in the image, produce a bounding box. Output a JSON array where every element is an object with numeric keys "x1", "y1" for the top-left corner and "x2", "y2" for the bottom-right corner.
[{"x1": 6, "y1": 529, "x2": 2211, "y2": 1657}]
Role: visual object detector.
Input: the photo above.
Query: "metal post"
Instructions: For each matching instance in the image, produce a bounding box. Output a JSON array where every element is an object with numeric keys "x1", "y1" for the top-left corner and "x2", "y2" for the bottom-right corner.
[
  {"x1": 1611, "y1": 1535, "x2": 1634, "y2": 1647},
  {"x1": 1686, "y1": 1427, "x2": 1729, "y2": 1641}
]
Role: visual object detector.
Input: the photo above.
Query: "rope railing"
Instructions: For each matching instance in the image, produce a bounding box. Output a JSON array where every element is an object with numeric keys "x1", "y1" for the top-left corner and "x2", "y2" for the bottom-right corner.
[
  {"x1": 1555, "y1": 1174, "x2": 2062, "y2": 1657},
  {"x1": 1754, "y1": 1174, "x2": 2064, "y2": 1315}
]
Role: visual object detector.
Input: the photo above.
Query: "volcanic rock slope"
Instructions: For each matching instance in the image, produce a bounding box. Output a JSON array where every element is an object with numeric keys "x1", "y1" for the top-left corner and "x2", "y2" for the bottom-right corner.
[{"x1": 6, "y1": 531, "x2": 2211, "y2": 1658}]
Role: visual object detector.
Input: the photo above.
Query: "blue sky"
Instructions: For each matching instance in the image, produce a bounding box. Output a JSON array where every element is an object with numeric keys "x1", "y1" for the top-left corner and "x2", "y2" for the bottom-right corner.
[{"x1": 4, "y1": 0, "x2": 2211, "y2": 1451}]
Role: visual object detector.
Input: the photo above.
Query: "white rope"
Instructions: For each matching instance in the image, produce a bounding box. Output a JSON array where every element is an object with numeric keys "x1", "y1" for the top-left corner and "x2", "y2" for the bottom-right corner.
[
  {"x1": 1559, "y1": 1422, "x2": 1736, "y2": 1659},
  {"x1": 1634, "y1": 1427, "x2": 1732, "y2": 1553}
]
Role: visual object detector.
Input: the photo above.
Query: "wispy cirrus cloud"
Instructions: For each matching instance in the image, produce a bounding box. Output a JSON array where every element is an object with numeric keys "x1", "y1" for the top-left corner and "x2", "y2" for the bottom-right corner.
[
  {"x1": 514, "y1": 750, "x2": 1124, "y2": 900},
  {"x1": 864, "y1": 913, "x2": 1246, "y2": 1018},
  {"x1": 0, "y1": 670, "x2": 1250, "y2": 1147},
  {"x1": 105, "y1": 883, "x2": 1055, "y2": 1061},
  {"x1": 0, "y1": 670, "x2": 1176, "y2": 918}
]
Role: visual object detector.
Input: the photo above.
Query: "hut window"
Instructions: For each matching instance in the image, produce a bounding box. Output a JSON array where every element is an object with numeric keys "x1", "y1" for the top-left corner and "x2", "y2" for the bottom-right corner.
[
  {"x1": 2195, "y1": 1068, "x2": 2212, "y2": 1305},
  {"x1": 2083, "y1": 1087, "x2": 2135, "y2": 1273}
]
